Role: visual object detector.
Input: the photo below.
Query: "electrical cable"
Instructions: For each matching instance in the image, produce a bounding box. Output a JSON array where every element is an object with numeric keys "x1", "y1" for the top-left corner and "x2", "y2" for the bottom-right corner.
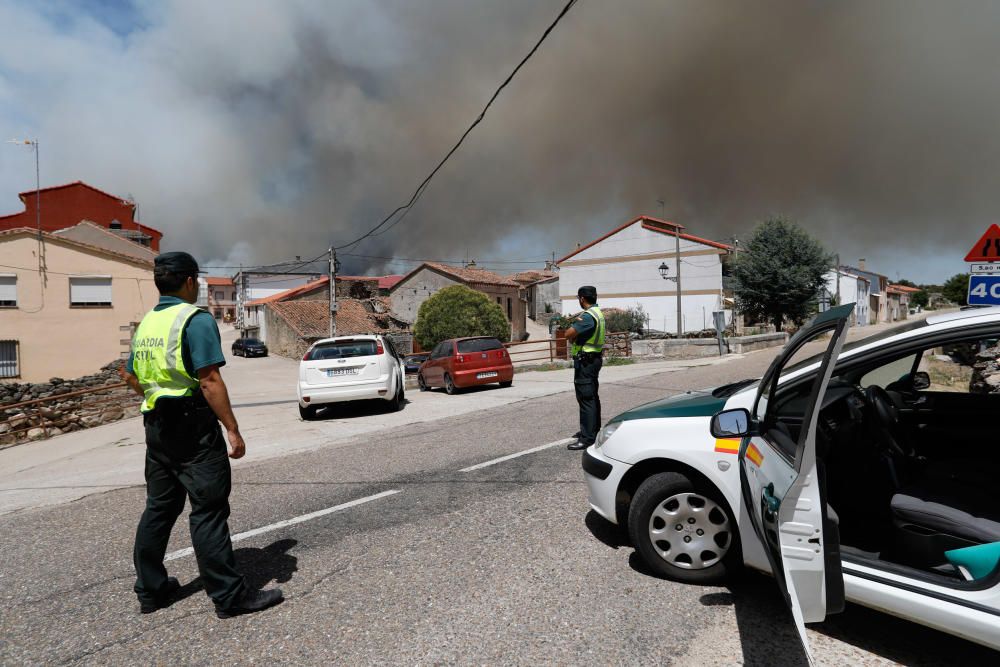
[{"x1": 333, "y1": 0, "x2": 580, "y2": 252}]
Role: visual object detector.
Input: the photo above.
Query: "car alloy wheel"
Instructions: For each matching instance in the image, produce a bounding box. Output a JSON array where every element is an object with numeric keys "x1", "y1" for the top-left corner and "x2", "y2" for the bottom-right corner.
[
  {"x1": 647, "y1": 492, "x2": 731, "y2": 570},
  {"x1": 418, "y1": 374, "x2": 428, "y2": 391},
  {"x1": 444, "y1": 374, "x2": 456, "y2": 395}
]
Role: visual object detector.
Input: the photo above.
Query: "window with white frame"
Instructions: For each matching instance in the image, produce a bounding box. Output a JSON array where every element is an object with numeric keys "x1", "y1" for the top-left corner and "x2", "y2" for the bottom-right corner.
[
  {"x1": 0, "y1": 340, "x2": 18, "y2": 378},
  {"x1": 69, "y1": 276, "x2": 113, "y2": 307},
  {"x1": 0, "y1": 275, "x2": 16, "y2": 308}
]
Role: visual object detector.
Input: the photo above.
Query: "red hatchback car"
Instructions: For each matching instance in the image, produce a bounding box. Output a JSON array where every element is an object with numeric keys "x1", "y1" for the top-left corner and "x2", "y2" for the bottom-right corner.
[{"x1": 417, "y1": 337, "x2": 514, "y2": 394}]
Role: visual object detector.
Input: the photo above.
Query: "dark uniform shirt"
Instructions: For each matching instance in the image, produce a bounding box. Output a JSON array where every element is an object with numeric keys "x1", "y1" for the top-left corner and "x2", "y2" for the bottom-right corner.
[
  {"x1": 127, "y1": 296, "x2": 226, "y2": 376},
  {"x1": 573, "y1": 307, "x2": 598, "y2": 344}
]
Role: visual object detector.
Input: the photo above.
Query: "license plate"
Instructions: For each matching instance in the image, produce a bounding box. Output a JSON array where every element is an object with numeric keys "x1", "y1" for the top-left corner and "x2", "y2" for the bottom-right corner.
[
  {"x1": 476, "y1": 371, "x2": 498, "y2": 379},
  {"x1": 326, "y1": 368, "x2": 359, "y2": 377}
]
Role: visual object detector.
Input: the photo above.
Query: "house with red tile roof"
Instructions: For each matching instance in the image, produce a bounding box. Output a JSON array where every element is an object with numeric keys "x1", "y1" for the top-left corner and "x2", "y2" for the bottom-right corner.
[
  {"x1": 242, "y1": 275, "x2": 409, "y2": 358},
  {"x1": 389, "y1": 262, "x2": 527, "y2": 341},
  {"x1": 509, "y1": 269, "x2": 560, "y2": 321},
  {"x1": 0, "y1": 181, "x2": 163, "y2": 251},
  {"x1": 557, "y1": 215, "x2": 732, "y2": 334}
]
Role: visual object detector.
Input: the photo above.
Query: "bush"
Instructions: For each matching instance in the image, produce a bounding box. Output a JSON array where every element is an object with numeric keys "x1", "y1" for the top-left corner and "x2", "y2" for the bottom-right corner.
[
  {"x1": 413, "y1": 285, "x2": 511, "y2": 350},
  {"x1": 604, "y1": 305, "x2": 647, "y2": 335}
]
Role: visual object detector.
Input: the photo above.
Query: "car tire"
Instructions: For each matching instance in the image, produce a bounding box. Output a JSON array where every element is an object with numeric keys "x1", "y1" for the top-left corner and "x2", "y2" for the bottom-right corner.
[
  {"x1": 627, "y1": 472, "x2": 740, "y2": 585},
  {"x1": 418, "y1": 373, "x2": 429, "y2": 392},
  {"x1": 499, "y1": 380, "x2": 513, "y2": 388},
  {"x1": 298, "y1": 404, "x2": 317, "y2": 421},
  {"x1": 444, "y1": 373, "x2": 457, "y2": 395}
]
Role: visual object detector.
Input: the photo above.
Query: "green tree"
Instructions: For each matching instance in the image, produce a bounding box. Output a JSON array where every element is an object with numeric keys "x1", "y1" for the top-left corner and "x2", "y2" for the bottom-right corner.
[
  {"x1": 942, "y1": 273, "x2": 970, "y2": 306},
  {"x1": 733, "y1": 218, "x2": 832, "y2": 330},
  {"x1": 413, "y1": 285, "x2": 511, "y2": 350},
  {"x1": 897, "y1": 279, "x2": 929, "y2": 309}
]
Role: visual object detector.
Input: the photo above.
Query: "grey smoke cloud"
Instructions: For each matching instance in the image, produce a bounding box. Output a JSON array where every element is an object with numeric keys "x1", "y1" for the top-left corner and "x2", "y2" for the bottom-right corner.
[{"x1": 2, "y1": 1, "x2": 998, "y2": 282}]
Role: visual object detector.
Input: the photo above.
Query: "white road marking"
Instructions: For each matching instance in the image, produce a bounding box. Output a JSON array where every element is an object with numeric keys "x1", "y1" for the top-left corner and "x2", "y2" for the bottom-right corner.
[
  {"x1": 459, "y1": 438, "x2": 575, "y2": 472},
  {"x1": 164, "y1": 489, "x2": 401, "y2": 561}
]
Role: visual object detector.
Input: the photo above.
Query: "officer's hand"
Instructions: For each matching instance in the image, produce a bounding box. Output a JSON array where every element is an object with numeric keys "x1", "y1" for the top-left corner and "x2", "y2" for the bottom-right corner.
[{"x1": 227, "y1": 429, "x2": 246, "y2": 459}]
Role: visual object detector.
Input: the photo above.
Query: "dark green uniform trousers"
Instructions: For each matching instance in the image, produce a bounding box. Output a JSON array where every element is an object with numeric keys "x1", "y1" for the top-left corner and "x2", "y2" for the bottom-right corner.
[
  {"x1": 133, "y1": 401, "x2": 244, "y2": 608},
  {"x1": 574, "y1": 352, "x2": 603, "y2": 445}
]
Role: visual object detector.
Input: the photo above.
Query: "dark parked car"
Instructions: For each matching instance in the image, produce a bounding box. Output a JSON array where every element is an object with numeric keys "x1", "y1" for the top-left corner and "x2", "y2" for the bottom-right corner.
[
  {"x1": 232, "y1": 337, "x2": 268, "y2": 358},
  {"x1": 404, "y1": 352, "x2": 431, "y2": 375},
  {"x1": 417, "y1": 337, "x2": 513, "y2": 394}
]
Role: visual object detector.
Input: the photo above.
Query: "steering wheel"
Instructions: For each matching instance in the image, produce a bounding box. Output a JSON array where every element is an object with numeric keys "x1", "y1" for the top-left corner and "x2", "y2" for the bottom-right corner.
[{"x1": 864, "y1": 385, "x2": 909, "y2": 457}]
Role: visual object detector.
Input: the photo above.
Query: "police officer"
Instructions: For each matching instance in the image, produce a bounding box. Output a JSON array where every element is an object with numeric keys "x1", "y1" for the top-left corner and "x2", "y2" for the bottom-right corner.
[
  {"x1": 123, "y1": 252, "x2": 283, "y2": 618},
  {"x1": 566, "y1": 286, "x2": 606, "y2": 451}
]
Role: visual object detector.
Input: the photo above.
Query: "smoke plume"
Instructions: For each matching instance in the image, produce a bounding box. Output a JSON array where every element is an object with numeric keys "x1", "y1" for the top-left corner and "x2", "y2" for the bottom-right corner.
[{"x1": 2, "y1": 0, "x2": 999, "y2": 281}]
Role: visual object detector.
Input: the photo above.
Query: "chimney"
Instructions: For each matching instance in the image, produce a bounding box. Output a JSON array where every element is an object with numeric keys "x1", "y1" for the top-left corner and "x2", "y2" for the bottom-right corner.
[{"x1": 858, "y1": 258, "x2": 866, "y2": 271}]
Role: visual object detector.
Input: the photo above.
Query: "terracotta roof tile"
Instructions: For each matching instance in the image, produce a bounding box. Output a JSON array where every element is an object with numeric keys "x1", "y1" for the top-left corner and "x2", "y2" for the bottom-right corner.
[
  {"x1": 0, "y1": 226, "x2": 154, "y2": 268},
  {"x1": 420, "y1": 262, "x2": 521, "y2": 287},
  {"x1": 269, "y1": 297, "x2": 409, "y2": 339},
  {"x1": 510, "y1": 270, "x2": 558, "y2": 285}
]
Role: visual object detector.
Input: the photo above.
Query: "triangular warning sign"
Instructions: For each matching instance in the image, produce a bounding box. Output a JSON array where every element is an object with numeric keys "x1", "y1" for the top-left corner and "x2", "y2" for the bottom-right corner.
[{"x1": 965, "y1": 224, "x2": 1000, "y2": 262}]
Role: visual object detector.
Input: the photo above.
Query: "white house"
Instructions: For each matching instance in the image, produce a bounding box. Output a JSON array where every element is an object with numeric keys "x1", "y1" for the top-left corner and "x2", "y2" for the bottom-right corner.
[
  {"x1": 557, "y1": 215, "x2": 732, "y2": 333},
  {"x1": 823, "y1": 269, "x2": 871, "y2": 326}
]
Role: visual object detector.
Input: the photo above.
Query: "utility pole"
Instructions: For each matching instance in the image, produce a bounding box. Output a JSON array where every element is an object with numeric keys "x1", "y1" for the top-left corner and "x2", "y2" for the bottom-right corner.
[
  {"x1": 329, "y1": 246, "x2": 338, "y2": 337},
  {"x1": 658, "y1": 198, "x2": 682, "y2": 337},
  {"x1": 835, "y1": 253, "x2": 841, "y2": 307}
]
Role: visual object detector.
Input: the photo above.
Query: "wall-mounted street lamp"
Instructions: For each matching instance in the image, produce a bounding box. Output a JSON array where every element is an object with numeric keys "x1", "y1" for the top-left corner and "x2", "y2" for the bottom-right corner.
[{"x1": 658, "y1": 261, "x2": 677, "y2": 283}]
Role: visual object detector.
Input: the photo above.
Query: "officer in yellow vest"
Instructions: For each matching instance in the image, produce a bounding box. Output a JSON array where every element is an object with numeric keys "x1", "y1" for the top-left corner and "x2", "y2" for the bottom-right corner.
[
  {"x1": 565, "y1": 286, "x2": 606, "y2": 450},
  {"x1": 123, "y1": 252, "x2": 283, "y2": 618}
]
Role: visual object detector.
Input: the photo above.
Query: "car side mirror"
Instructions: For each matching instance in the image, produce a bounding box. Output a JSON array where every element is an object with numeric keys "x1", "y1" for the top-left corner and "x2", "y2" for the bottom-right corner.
[
  {"x1": 710, "y1": 408, "x2": 752, "y2": 439},
  {"x1": 912, "y1": 371, "x2": 931, "y2": 391}
]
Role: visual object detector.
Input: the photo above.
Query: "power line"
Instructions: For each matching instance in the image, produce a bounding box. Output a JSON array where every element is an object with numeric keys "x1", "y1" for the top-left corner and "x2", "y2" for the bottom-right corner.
[{"x1": 333, "y1": 0, "x2": 580, "y2": 252}]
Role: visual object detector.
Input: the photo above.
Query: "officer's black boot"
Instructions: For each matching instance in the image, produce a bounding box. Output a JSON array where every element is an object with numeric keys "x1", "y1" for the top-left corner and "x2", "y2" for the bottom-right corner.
[
  {"x1": 215, "y1": 587, "x2": 284, "y2": 619},
  {"x1": 139, "y1": 576, "x2": 181, "y2": 614}
]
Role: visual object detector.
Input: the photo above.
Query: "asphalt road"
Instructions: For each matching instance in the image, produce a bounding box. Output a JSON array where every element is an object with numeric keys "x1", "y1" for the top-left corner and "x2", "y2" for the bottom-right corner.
[{"x1": 1, "y1": 346, "x2": 996, "y2": 664}]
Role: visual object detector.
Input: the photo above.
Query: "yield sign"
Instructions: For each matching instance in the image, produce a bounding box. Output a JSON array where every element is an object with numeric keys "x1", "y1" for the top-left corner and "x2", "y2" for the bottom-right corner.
[{"x1": 964, "y1": 224, "x2": 1000, "y2": 262}]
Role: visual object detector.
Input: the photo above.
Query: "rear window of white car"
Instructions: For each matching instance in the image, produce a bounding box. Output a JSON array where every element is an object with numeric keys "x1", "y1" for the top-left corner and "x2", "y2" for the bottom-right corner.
[
  {"x1": 457, "y1": 338, "x2": 503, "y2": 353},
  {"x1": 308, "y1": 340, "x2": 378, "y2": 360}
]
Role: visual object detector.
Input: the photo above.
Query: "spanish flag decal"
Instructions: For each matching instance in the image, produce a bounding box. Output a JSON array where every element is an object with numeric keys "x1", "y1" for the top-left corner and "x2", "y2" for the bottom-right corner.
[
  {"x1": 746, "y1": 443, "x2": 764, "y2": 467},
  {"x1": 714, "y1": 438, "x2": 740, "y2": 455}
]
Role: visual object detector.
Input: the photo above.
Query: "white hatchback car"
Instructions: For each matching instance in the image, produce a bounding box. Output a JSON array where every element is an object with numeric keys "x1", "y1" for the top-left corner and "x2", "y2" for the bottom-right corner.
[
  {"x1": 297, "y1": 334, "x2": 405, "y2": 419},
  {"x1": 583, "y1": 306, "x2": 1000, "y2": 655}
]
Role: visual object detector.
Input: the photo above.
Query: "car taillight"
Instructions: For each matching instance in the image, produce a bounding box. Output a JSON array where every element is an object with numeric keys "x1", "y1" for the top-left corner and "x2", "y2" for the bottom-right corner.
[{"x1": 376, "y1": 340, "x2": 385, "y2": 355}]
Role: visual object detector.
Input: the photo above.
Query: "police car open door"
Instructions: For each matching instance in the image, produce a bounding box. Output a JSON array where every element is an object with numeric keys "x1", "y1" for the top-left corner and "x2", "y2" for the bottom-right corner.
[{"x1": 740, "y1": 304, "x2": 853, "y2": 660}]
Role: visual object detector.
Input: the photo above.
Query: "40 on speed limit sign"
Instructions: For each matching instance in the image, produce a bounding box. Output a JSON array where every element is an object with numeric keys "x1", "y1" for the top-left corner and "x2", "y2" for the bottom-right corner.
[{"x1": 968, "y1": 274, "x2": 1000, "y2": 306}]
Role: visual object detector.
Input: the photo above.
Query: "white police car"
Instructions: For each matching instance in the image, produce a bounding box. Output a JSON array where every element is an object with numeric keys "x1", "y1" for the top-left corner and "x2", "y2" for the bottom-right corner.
[{"x1": 583, "y1": 305, "x2": 1000, "y2": 654}]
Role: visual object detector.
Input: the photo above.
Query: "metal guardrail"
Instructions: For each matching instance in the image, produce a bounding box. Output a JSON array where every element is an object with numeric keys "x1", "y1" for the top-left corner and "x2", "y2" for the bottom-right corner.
[{"x1": 0, "y1": 382, "x2": 133, "y2": 445}]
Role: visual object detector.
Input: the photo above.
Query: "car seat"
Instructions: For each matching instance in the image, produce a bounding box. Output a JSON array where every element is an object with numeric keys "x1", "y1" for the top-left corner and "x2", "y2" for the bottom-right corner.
[{"x1": 889, "y1": 485, "x2": 1000, "y2": 568}]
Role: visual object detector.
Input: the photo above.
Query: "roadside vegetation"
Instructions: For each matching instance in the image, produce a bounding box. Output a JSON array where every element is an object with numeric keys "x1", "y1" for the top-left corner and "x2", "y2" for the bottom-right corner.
[
  {"x1": 413, "y1": 285, "x2": 510, "y2": 350},
  {"x1": 732, "y1": 218, "x2": 831, "y2": 330}
]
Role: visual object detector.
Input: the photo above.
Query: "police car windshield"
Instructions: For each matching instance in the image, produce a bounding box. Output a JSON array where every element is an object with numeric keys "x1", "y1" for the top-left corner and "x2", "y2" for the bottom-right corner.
[{"x1": 783, "y1": 317, "x2": 929, "y2": 375}]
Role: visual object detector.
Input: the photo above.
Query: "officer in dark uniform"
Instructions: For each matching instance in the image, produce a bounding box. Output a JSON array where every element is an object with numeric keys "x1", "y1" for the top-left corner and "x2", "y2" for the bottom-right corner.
[
  {"x1": 565, "y1": 286, "x2": 606, "y2": 451},
  {"x1": 123, "y1": 252, "x2": 283, "y2": 618}
]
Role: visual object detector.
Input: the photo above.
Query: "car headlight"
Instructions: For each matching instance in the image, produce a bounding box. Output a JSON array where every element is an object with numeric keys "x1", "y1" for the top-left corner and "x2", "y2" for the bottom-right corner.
[{"x1": 595, "y1": 422, "x2": 621, "y2": 448}]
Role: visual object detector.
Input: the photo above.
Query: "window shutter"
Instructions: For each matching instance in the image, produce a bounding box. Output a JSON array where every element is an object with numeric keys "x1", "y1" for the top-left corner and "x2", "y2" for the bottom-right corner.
[
  {"x1": 0, "y1": 275, "x2": 16, "y2": 304},
  {"x1": 70, "y1": 277, "x2": 113, "y2": 305}
]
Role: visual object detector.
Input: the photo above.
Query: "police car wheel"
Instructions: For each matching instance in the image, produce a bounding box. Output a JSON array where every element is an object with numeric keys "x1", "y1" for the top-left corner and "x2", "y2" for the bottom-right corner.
[{"x1": 628, "y1": 472, "x2": 740, "y2": 585}]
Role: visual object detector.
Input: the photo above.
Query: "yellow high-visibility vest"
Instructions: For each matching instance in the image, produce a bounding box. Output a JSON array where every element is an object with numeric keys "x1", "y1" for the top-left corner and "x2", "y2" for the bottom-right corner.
[
  {"x1": 571, "y1": 306, "x2": 605, "y2": 356},
  {"x1": 131, "y1": 303, "x2": 201, "y2": 412}
]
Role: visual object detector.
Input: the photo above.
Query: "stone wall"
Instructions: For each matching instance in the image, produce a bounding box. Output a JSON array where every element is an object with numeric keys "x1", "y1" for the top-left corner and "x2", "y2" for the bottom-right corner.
[
  {"x1": 631, "y1": 332, "x2": 787, "y2": 360},
  {"x1": 0, "y1": 361, "x2": 139, "y2": 449}
]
